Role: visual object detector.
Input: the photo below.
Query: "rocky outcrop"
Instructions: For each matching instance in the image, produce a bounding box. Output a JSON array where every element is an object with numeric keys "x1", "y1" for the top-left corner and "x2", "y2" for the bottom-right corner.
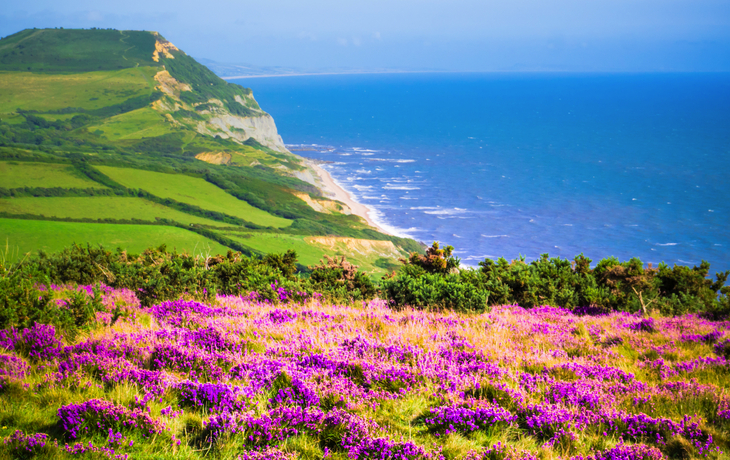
[
  {"x1": 195, "y1": 152, "x2": 232, "y2": 165},
  {"x1": 197, "y1": 112, "x2": 288, "y2": 153},
  {"x1": 149, "y1": 41, "x2": 289, "y2": 154}
]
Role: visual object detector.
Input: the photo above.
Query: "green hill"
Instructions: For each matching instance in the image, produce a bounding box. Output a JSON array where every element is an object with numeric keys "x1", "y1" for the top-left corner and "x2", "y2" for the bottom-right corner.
[{"x1": 0, "y1": 28, "x2": 421, "y2": 276}]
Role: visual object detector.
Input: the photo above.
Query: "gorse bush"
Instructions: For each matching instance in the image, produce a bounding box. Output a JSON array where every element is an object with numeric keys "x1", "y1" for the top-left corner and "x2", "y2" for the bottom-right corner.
[
  {"x1": 308, "y1": 255, "x2": 376, "y2": 301},
  {"x1": 384, "y1": 242, "x2": 729, "y2": 316},
  {"x1": 4, "y1": 242, "x2": 729, "y2": 321}
]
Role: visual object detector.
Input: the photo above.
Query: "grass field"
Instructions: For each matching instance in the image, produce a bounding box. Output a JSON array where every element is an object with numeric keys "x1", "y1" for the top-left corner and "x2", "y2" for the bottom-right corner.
[
  {"x1": 0, "y1": 197, "x2": 228, "y2": 227},
  {"x1": 90, "y1": 107, "x2": 173, "y2": 140},
  {"x1": 0, "y1": 218, "x2": 230, "y2": 259},
  {"x1": 224, "y1": 232, "x2": 328, "y2": 266},
  {"x1": 0, "y1": 28, "x2": 159, "y2": 72},
  {"x1": 96, "y1": 166, "x2": 293, "y2": 228},
  {"x1": 0, "y1": 67, "x2": 158, "y2": 113},
  {"x1": 225, "y1": 231, "x2": 393, "y2": 276},
  {"x1": 0, "y1": 161, "x2": 106, "y2": 189}
]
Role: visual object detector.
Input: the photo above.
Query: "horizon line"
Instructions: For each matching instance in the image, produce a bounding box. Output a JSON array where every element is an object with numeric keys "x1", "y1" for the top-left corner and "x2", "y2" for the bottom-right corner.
[{"x1": 222, "y1": 69, "x2": 730, "y2": 79}]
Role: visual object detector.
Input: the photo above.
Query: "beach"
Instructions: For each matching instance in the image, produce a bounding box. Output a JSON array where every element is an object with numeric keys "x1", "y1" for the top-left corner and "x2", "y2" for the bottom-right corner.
[{"x1": 305, "y1": 161, "x2": 391, "y2": 235}]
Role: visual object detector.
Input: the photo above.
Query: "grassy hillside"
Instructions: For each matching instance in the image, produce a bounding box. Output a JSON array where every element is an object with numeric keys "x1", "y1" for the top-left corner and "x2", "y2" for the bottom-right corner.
[
  {"x1": 95, "y1": 166, "x2": 293, "y2": 228},
  {"x1": 0, "y1": 218, "x2": 230, "y2": 256},
  {"x1": 0, "y1": 161, "x2": 104, "y2": 188},
  {"x1": 0, "y1": 28, "x2": 157, "y2": 72},
  {"x1": 0, "y1": 28, "x2": 421, "y2": 277},
  {"x1": 0, "y1": 197, "x2": 228, "y2": 227}
]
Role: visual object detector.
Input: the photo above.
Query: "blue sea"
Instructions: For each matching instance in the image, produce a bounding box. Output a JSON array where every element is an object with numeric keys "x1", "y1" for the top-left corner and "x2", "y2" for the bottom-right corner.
[{"x1": 245, "y1": 73, "x2": 730, "y2": 273}]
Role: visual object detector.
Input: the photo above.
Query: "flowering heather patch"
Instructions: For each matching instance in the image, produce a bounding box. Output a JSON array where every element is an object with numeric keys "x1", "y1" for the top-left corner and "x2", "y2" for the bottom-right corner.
[
  {"x1": 3, "y1": 430, "x2": 48, "y2": 455},
  {"x1": 1, "y1": 288, "x2": 730, "y2": 458},
  {"x1": 0, "y1": 322, "x2": 63, "y2": 361},
  {"x1": 57, "y1": 399, "x2": 165, "y2": 439},
  {"x1": 424, "y1": 403, "x2": 517, "y2": 435}
]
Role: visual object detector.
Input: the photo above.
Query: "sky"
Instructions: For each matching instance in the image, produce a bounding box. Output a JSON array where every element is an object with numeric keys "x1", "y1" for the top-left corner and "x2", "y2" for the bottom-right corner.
[{"x1": 2, "y1": 0, "x2": 730, "y2": 72}]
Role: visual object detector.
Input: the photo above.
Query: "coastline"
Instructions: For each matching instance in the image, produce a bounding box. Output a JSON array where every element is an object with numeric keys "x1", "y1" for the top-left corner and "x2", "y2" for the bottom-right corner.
[{"x1": 305, "y1": 161, "x2": 392, "y2": 236}]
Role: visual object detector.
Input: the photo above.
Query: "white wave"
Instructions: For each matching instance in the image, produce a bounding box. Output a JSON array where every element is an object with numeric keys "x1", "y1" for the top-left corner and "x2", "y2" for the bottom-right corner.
[
  {"x1": 399, "y1": 196, "x2": 418, "y2": 200},
  {"x1": 424, "y1": 208, "x2": 467, "y2": 216},
  {"x1": 410, "y1": 206, "x2": 440, "y2": 210},
  {"x1": 481, "y1": 234, "x2": 509, "y2": 238},
  {"x1": 383, "y1": 185, "x2": 420, "y2": 190},
  {"x1": 355, "y1": 169, "x2": 371, "y2": 174},
  {"x1": 656, "y1": 243, "x2": 678, "y2": 246},
  {"x1": 367, "y1": 158, "x2": 416, "y2": 163},
  {"x1": 351, "y1": 147, "x2": 380, "y2": 153},
  {"x1": 352, "y1": 185, "x2": 374, "y2": 191}
]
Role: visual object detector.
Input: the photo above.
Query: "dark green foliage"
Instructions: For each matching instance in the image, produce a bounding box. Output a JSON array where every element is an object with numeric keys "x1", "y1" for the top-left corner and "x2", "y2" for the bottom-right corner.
[
  {"x1": 383, "y1": 245, "x2": 729, "y2": 315},
  {"x1": 0, "y1": 256, "x2": 104, "y2": 335},
  {"x1": 0, "y1": 28, "x2": 158, "y2": 72},
  {"x1": 130, "y1": 132, "x2": 186, "y2": 155},
  {"x1": 115, "y1": 246, "x2": 219, "y2": 307},
  {"x1": 263, "y1": 250, "x2": 299, "y2": 278},
  {"x1": 17, "y1": 243, "x2": 378, "y2": 308},
  {"x1": 382, "y1": 271, "x2": 489, "y2": 312},
  {"x1": 308, "y1": 255, "x2": 377, "y2": 301},
  {"x1": 401, "y1": 241, "x2": 459, "y2": 275}
]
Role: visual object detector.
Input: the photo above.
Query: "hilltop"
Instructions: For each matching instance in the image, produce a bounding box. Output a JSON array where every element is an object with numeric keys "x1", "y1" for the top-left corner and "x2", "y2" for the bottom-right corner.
[{"x1": 0, "y1": 28, "x2": 420, "y2": 275}]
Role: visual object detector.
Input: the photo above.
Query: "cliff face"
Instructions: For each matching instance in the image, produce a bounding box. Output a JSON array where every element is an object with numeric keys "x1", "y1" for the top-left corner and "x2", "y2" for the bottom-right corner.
[
  {"x1": 151, "y1": 35, "x2": 289, "y2": 153},
  {"x1": 192, "y1": 102, "x2": 287, "y2": 153}
]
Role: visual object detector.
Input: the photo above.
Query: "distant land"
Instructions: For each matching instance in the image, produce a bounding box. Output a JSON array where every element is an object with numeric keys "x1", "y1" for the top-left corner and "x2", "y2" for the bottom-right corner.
[{"x1": 195, "y1": 57, "x2": 444, "y2": 79}]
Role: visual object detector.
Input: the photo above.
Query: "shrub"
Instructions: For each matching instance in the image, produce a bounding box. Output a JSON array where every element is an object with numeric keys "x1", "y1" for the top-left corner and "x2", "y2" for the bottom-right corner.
[
  {"x1": 382, "y1": 271, "x2": 489, "y2": 312},
  {"x1": 307, "y1": 255, "x2": 376, "y2": 301}
]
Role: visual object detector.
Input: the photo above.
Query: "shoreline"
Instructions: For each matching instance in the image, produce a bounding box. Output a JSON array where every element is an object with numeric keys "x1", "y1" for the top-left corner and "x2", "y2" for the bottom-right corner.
[{"x1": 305, "y1": 161, "x2": 392, "y2": 236}]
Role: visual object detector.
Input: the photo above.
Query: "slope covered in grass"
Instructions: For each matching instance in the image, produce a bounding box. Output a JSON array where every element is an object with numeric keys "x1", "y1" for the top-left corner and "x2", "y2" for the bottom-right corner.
[
  {"x1": 0, "y1": 218, "x2": 229, "y2": 256},
  {"x1": 0, "y1": 28, "x2": 158, "y2": 72},
  {"x1": 0, "y1": 67, "x2": 157, "y2": 113},
  {"x1": 95, "y1": 166, "x2": 293, "y2": 228},
  {"x1": 0, "y1": 197, "x2": 228, "y2": 227},
  {"x1": 0, "y1": 161, "x2": 105, "y2": 189}
]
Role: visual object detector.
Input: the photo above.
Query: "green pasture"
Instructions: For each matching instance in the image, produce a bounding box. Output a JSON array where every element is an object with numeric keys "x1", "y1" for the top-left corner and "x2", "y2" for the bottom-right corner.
[
  {"x1": 224, "y1": 231, "x2": 390, "y2": 276},
  {"x1": 0, "y1": 28, "x2": 159, "y2": 73},
  {"x1": 0, "y1": 196, "x2": 226, "y2": 227},
  {"x1": 225, "y1": 232, "x2": 327, "y2": 267},
  {"x1": 0, "y1": 161, "x2": 105, "y2": 189},
  {"x1": 95, "y1": 166, "x2": 293, "y2": 228},
  {"x1": 0, "y1": 218, "x2": 230, "y2": 260},
  {"x1": 0, "y1": 67, "x2": 158, "y2": 113},
  {"x1": 34, "y1": 113, "x2": 82, "y2": 122},
  {"x1": 90, "y1": 107, "x2": 172, "y2": 140}
]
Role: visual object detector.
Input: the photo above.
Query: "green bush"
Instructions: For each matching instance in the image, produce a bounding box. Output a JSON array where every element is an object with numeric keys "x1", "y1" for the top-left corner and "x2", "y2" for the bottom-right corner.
[
  {"x1": 383, "y1": 242, "x2": 728, "y2": 315},
  {"x1": 307, "y1": 255, "x2": 376, "y2": 301},
  {"x1": 382, "y1": 271, "x2": 488, "y2": 312},
  {"x1": 0, "y1": 256, "x2": 104, "y2": 335}
]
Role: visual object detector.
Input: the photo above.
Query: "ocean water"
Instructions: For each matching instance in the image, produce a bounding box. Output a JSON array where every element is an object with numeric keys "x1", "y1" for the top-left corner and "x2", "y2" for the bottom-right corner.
[{"x1": 246, "y1": 73, "x2": 730, "y2": 273}]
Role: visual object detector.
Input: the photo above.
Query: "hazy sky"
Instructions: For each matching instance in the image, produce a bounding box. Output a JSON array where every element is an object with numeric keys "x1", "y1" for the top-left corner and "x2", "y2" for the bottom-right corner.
[{"x1": 2, "y1": 0, "x2": 730, "y2": 71}]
